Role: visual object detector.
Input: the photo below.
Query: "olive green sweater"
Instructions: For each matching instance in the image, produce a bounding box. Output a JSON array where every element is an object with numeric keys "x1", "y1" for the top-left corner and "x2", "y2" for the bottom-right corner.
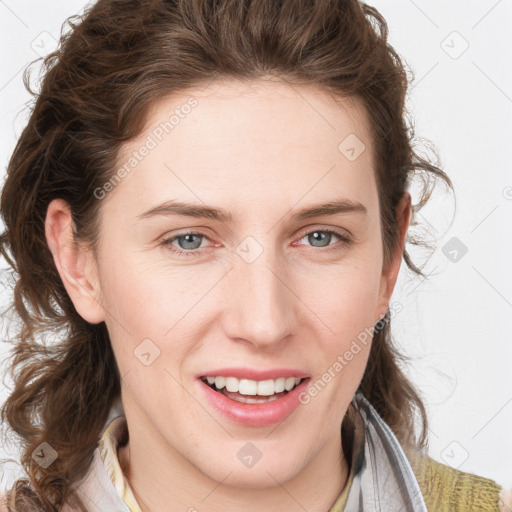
[{"x1": 405, "y1": 448, "x2": 503, "y2": 511}]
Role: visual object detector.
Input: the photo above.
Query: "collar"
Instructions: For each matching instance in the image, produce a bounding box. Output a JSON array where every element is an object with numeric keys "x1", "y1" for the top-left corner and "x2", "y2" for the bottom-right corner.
[{"x1": 98, "y1": 414, "x2": 142, "y2": 512}]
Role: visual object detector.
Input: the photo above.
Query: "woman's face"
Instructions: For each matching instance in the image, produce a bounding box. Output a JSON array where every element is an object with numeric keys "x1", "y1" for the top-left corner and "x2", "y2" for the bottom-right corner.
[{"x1": 67, "y1": 79, "x2": 404, "y2": 488}]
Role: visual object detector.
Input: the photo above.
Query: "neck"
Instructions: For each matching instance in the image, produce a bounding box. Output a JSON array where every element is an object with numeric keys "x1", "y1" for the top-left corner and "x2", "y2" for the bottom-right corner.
[{"x1": 117, "y1": 419, "x2": 349, "y2": 512}]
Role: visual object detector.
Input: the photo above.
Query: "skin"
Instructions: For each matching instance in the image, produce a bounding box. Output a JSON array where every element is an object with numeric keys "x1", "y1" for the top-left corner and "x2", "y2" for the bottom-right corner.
[{"x1": 45, "y1": 78, "x2": 411, "y2": 512}]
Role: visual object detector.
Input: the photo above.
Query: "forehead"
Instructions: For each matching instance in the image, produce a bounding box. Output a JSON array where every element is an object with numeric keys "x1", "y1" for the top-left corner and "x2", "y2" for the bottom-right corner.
[
  {"x1": 109, "y1": 78, "x2": 377, "y2": 218},
  {"x1": 139, "y1": 78, "x2": 372, "y2": 162}
]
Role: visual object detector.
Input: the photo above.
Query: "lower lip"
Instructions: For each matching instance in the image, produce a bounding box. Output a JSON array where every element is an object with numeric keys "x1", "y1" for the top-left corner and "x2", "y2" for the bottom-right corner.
[{"x1": 197, "y1": 378, "x2": 311, "y2": 427}]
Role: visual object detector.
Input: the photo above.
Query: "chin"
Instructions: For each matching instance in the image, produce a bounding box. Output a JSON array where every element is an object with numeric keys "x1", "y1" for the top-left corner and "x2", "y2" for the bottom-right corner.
[{"x1": 213, "y1": 463, "x2": 300, "y2": 490}]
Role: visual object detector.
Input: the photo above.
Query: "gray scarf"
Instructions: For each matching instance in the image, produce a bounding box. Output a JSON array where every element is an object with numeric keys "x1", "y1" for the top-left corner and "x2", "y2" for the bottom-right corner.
[{"x1": 341, "y1": 391, "x2": 428, "y2": 512}]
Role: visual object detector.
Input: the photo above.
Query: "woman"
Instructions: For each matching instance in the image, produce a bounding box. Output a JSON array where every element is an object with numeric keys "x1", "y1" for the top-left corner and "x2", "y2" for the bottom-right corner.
[{"x1": 0, "y1": 0, "x2": 507, "y2": 510}]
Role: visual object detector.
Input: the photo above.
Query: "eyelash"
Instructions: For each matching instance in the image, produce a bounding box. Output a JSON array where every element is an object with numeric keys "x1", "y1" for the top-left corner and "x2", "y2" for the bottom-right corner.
[{"x1": 160, "y1": 228, "x2": 353, "y2": 257}]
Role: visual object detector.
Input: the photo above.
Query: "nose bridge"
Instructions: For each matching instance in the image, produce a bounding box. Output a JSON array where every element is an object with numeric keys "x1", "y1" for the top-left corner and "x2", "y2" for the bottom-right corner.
[{"x1": 225, "y1": 239, "x2": 296, "y2": 347}]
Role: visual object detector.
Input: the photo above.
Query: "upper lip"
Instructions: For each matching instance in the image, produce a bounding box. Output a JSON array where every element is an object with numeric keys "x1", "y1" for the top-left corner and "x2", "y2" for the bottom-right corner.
[{"x1": 198, "y1": 368, "x2": 310, "y2": 381}]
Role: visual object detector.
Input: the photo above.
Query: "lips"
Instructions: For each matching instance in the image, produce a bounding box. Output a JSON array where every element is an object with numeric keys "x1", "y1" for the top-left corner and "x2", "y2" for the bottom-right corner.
[{"x1": 194, "y1": 367, "x2": 312, "y2": 426}]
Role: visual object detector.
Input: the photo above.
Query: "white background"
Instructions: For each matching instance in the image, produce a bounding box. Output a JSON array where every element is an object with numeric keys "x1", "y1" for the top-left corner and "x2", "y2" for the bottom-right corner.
[{"x1": 1, "y1": 0, "x2": 511, "y2": 493}]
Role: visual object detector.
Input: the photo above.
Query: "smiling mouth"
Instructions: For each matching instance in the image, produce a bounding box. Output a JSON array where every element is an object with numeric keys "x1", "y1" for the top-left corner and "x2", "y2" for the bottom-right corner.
[{"x1": 200, "y1": 376, "x2": 307, "y2": 404}]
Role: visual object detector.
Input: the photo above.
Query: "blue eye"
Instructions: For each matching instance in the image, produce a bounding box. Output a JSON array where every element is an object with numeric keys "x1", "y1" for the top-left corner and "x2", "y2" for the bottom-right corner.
[
  {"x1": 298, "y1": 229, "x2": 349, "y2": 249},
  {"x1": 160, "y1": 228, "x2": 352, "y2": 257},
  {"x1": 161, "y1": 232, "x2": 209, "y2": 256}
]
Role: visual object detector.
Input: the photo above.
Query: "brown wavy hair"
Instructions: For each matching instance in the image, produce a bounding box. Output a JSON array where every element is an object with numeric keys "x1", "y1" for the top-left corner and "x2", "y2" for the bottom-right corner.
[{"x1": 0, "y1": 0, "x2": 452, "y2": 510}]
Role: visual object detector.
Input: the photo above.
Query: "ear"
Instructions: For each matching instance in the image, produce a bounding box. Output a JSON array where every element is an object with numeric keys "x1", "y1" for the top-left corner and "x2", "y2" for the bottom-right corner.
[
  {"x1": 45, "y1": 198, "x2": 106, "y2": 324},
  {"x1": 375, "y1": 191, "x2": 411, "y2": 322}
]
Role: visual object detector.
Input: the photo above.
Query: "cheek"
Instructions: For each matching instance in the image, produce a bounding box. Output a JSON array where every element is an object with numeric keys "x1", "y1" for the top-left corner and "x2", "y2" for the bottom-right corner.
[
  {"x1": 302, "y1": 255, "x2": 382, "y2": 335},
  {"x1": 295, "y1": 268, "x2": 378, "y2": 423},
  {"x1": 95, "y1": 251, "x2": 220, "y2": 370},
  {"x1": 296, "y1": 254, "x2": 382, "y2": 388},
  {"x1": 97, "y1": 249, "x2": 194, "y2": 328}
]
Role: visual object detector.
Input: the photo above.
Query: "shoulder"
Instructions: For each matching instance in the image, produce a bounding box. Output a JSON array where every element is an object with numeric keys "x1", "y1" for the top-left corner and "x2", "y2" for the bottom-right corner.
[{"x1": 404, "y1": 447, "x2": 504, "y2": 512}]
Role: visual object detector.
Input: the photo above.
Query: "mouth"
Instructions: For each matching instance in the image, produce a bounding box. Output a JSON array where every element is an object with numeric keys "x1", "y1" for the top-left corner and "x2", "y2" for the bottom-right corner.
[{"x1": 199, "y1": 375, "x2": 308, "y2": 404}]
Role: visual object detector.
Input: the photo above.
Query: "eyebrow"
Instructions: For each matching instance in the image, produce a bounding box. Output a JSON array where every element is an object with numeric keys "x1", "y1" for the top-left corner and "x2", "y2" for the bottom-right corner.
[{"x1": 137, "y1": 198, "x2": 367, "y2": 223}]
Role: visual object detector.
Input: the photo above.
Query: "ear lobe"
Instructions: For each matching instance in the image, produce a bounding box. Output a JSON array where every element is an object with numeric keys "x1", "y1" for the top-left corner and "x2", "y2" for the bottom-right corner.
[
  {"x1": 45, "y1": 198, "x2": 106, "y2": 324},
  {"x1": 375, "y1": 192, "x2": 412, "y2": 322}
]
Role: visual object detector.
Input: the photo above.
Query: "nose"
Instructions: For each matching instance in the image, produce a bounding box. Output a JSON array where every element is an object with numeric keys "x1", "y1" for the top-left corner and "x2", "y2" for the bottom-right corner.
[{"x1": 221, "y1": 245, "x2": 298, "y2": 350}]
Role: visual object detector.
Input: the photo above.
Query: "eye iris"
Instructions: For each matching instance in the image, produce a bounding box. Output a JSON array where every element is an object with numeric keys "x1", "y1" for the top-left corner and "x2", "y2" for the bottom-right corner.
[
  {"x1": 308, "y1": 231, "x2": 332, "y2": 248},
  {"x1": 178, "y1": 234, "x2": 202, "y2": 250}
]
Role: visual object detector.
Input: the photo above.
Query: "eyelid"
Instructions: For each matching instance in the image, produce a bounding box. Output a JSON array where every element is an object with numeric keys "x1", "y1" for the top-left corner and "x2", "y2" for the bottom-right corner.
[
  {"x1": 294, "y1": 224, "x2": 353, "y2": 241},
  {"x1": 159, "y1": 229, "x2": 218, "y2": 256},
  {"x1": 161, "y1": 229, "x2": 216, "y2": 246},
  {"x1": 160, "y1": 224, "x2": 353, "y2": 256}
]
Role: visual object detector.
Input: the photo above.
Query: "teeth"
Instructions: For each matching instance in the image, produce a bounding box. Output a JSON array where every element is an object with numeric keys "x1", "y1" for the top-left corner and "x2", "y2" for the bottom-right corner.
[
  {"x1": 230, "y1": 394, "x2": 281, "y2": 403},
  {"x1": 285, "y1": 377, "x2": 298, "y2": 391},
  {"x1": 204, "y1": 376, "x2": 303, "y2": 396},
  {"x1": 214, "y1": 376, "x2": 225, "y2": 390},
  {"x1": 274, "y1": 378, "x2": 286, "y2": 393}
]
